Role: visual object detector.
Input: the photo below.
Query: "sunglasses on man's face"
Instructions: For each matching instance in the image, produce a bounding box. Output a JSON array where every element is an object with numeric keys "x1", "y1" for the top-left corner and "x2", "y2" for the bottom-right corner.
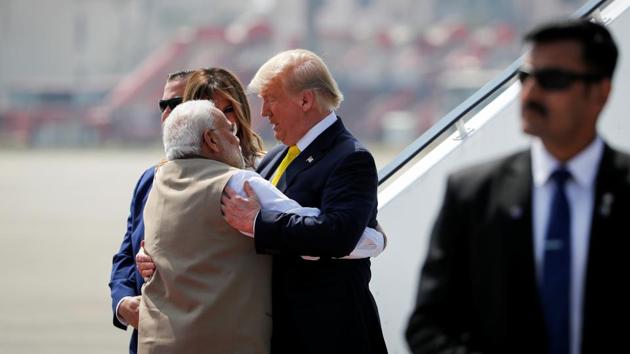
[
  {"x1": 517, "y1": 67, "x2": 603, "y2": 91},
  {"x1": 159, "y1": 96, "x2": 183, "y2": 113}
]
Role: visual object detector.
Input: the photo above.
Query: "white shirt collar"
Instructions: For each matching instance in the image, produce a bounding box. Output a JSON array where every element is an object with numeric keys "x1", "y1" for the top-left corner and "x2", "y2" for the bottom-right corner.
[
  {"x1": 295, "y1": 111, "x2": 337, "y2": 151},
  {"x1": 531, "y1": 136, "x2": 604, "y2": 188}
]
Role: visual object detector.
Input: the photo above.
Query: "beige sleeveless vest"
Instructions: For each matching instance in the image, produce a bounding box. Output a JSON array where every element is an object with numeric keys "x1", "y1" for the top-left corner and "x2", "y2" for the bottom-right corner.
[{"x1": 139, "y1": 158, "x2": 272, "y2": 354}]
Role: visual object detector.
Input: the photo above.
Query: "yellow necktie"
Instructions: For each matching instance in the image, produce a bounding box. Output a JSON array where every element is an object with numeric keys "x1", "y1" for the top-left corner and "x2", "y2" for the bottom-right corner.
[{"x1": 271, "y1": 145, "x2": 301, "y2": 186}]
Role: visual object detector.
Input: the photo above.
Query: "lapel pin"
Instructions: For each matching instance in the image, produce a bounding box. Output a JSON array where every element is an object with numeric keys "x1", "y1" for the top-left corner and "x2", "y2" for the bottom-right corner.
[
  {"x1": 509, "y1": 206, "x2": 523, "y2": 220},
  {"x1": 600, "y1": 192, "x2": 614, "y2": 217},
  {"x1": 306, "y1": 156, "x2": 314, "y2": 164}
]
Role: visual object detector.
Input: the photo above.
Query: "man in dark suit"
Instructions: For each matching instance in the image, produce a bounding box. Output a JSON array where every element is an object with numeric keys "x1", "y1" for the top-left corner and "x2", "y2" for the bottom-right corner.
[
  {"x1": 222, "y1": 49, "x2": 388, "y2": 354},
  {"x1": 108, "y1": 70, "x2": 190, "y2": 354},
  {"x1": 406, "y1": 20, "x2": 630, "y2": 354}
]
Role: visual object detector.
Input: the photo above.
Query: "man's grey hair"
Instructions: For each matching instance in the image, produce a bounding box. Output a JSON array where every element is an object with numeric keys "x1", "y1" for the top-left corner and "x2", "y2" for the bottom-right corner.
[{"x1": 163, "y1": 100, "x2": 221, "y2": 160}]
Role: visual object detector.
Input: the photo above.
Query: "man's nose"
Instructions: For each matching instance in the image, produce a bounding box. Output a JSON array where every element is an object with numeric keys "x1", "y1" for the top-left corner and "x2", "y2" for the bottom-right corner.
[
  {"x1": 520, "y1": 78, "x2": 541, "y2": 102},
  {"x1": 261, "y1": 101, "x2": 270, "y2": 117}
]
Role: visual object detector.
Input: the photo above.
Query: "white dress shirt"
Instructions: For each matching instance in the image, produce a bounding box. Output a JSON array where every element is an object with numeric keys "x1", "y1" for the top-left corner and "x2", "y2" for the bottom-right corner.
[
  {"x1": 228, "y1": 169, "x2": 385, "y2": 260},
  {"x1": 295, "y1": 110, "x2": 338, "y2": 151},
  {"x1": 531, "y1": 137, "x2": 604, "y2": 354}
]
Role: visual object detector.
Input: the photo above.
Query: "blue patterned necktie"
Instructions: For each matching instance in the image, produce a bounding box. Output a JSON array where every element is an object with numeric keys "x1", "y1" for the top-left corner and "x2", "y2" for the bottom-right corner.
[{"x1": 540, "y1": 168, "x2": 572, "y2": 354}]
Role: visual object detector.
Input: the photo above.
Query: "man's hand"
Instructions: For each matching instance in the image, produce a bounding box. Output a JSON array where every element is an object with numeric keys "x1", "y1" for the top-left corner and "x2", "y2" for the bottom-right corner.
[
  {"x1": 221, "y1": 182, "x2": 260, "y2": 236},
  {"x1": 136, "y1": 240, "x2": 155, "y2": 280},
  {"x1": 118, "y1": 296, "x2": 141, "y2": 329}
]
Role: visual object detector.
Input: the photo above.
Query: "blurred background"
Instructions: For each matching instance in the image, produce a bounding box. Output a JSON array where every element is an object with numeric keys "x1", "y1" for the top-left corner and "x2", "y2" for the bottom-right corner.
[{"x1": 0, "y1": 0, "x2": 588, "y2": 353}]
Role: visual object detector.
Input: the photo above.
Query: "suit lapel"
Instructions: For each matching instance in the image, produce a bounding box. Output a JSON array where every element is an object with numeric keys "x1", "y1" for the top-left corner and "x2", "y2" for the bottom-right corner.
[
  {"x1": 259, "y1": 145, "x2": 288, "y2": 180},
  {"x1": 499, "y1": 152, "x2": 535, "y2": 277},
  {"x1": 283, "y1": 119, "x2": 345, "y2": 189},
  {"x1": 582, "y1": 144, "x2": 627, "y2": 347},
  {"x1": 495, "y1": 152, "x2": 545, "y2": 341},
  {"x1": 588, "y1": 144, "x2": 620, "y2": 252}
]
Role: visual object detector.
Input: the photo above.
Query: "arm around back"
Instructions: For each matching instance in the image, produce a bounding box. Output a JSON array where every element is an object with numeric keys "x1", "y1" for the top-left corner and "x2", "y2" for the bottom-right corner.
[
  {"x1": 255, "y1": 148, "x2": 378, "y2": 258},
  {"x1": 109, "y1": 167, "x2": 154, "y2": 329}
]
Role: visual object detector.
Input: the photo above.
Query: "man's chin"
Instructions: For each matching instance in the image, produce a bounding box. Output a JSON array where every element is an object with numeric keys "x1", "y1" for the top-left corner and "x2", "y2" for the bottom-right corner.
[
  {"x1": 231, "y1": 158, "x2": 245, "y2": 169},
  {"x1": 274, "y1": 131, "x2": 291, "y2": 145},
  {"x1": 521, "y1": 117, "x2": 544, "y2": 137}
]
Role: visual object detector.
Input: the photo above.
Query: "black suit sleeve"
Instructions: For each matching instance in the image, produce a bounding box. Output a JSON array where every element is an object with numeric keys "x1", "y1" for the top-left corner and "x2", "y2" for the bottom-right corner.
[
  {"x1": 406, "y1": 175, "x2": 478, "y2": 354},
  {"x1": 255, "y1": 150, "x2": 378, "y2": 258},
  {"x1": 109, "y1": 168, "x2": 152, "y2": 329}
]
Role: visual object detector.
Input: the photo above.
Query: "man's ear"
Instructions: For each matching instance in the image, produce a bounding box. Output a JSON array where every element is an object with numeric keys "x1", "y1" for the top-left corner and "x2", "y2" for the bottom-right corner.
[
  {"x1": 203, "y1": 129, "x2": 220, "y2": 153},
  {"x1": 587, "y1": 78, "x2": 612, "y2": 117},
  {"x1": 596, "y1": 78, "x2": 612, "y2": 107},
  {"x1": 300, "y1": 89, "x2": 315, "y2": 112}
]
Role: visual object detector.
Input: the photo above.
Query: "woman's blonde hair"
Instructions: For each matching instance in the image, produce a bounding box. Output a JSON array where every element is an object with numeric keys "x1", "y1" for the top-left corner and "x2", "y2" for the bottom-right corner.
[{"x1": 184, "y1": 68, "x2": 264, "y2": 168}]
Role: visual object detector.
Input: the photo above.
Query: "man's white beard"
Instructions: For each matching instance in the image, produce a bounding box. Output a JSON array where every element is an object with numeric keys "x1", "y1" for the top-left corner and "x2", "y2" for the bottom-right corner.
[{"x1": 223, "y1": 141, "x2": 244, "y2": 169}]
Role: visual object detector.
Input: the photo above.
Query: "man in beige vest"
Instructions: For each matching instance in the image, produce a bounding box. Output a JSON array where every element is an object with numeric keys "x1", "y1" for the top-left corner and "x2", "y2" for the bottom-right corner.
[
  {"x1": 138, "y1": 99, "x2": 387, "y2": 353},
  {"x1": 139, "y1": 100, "x2": 272, "y2": 354}
]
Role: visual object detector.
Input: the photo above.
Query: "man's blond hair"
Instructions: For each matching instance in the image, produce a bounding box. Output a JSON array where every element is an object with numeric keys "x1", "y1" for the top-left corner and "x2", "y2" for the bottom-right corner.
[{"x1": 249, "y1": 49, "x2": 343, "y2": 111}]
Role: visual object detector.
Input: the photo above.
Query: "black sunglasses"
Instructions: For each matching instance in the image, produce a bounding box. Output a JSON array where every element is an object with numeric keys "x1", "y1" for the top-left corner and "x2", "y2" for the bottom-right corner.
[
  {"x1": 517, "y1": 67, "x2": 603, "y2": 91},
  {"x1": 159, "y1": 96, "x2": 183, "y2": 112}
]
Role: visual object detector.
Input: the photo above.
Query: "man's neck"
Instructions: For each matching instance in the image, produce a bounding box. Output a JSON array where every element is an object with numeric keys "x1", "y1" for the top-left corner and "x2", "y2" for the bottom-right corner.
[
  {"x1": 177, "y1": 154, "x2": 206, "y2": 160},
  {"x1": 543, "y1": 133, "x2": 597, "y2": 162},
  {"x1": 302, "y1": 109, "x2": 332, "y2": 133},
  {"x1": 295, "y1": 111, "x2": 337, "y2": 151}
]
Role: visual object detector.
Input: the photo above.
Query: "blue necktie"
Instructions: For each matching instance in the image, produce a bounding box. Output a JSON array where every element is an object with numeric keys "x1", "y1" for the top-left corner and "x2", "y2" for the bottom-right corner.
[{"x1": 541, "y1": 168, "x2": 572, "y2": 354}]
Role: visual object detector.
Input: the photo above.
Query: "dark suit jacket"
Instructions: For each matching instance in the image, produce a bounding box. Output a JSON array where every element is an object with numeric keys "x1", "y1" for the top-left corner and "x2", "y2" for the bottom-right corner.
[
  {"x1": 406, "y1": 144, "x2": 630, "y2": 354},
  {"x1": 109, "y1": 166, "x2": 154, "y2": 354},
  {"x1": 255, "y1": 118, "x2": 388, "y2": 354}
]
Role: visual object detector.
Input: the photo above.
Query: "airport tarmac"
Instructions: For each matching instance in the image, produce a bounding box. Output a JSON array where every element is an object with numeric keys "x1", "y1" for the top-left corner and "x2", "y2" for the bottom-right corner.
[{"x1": 0, "y1": 149, "x2": 164, "y2": 353}]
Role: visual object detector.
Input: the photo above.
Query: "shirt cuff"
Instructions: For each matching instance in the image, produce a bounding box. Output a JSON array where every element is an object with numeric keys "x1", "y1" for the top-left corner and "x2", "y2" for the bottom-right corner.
[
  {"x1": 115, "y1": 296, "x2": 132, "y2": 327},
  {"x1": 252, "y1": 209, "x2": 259, "y2": 236},
  {"x1": 239, "y1": 209, "x2": 259, "y2": 238}
]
